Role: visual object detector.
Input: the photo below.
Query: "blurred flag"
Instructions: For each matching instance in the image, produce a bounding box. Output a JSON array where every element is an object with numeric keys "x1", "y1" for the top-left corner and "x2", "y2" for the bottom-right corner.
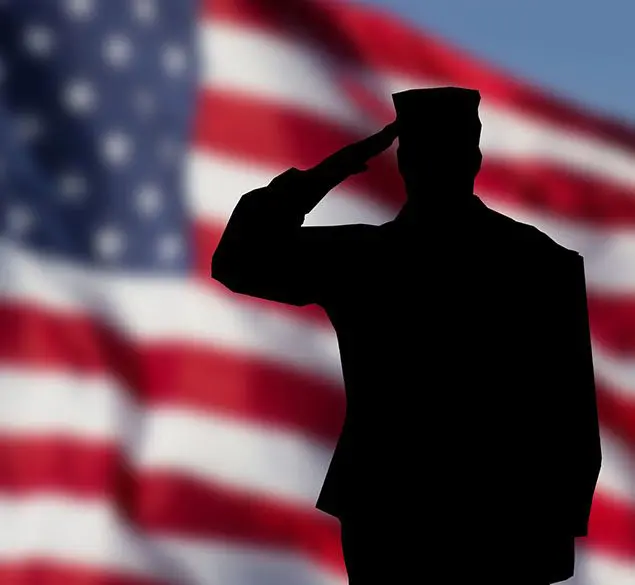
[{"x1": 0, "y1": 0, "x2": 634, "y2": 584}]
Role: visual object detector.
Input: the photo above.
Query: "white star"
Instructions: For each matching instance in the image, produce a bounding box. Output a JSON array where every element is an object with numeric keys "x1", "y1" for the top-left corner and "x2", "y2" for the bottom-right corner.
[
  {"x1": 135, "y1": 183, "x2": 162, "y2": 218},
  {"x1": 161, "y1": 43, "x2": 188, "y2": 77},
  {"x1": 7, "y1": 205, "x2": 33, "y2": 237},
  {"x1": 23, "y1": 25, "x2": 55, "y2": 58},
  {"x1": 101, "y1": 131, "x2": 134, "y2": 168},
  {"x1": 62, "y1": 79, "x2": 97, "y2": 115},
  {"x1": 64, "y1": 0, "x2": 96, "y2": 20},
  {"x1": 133, "y1": 89, "x2": 156, "y2": 118},
  {"x1": 157, "y1": 234, "x2": 182, "y2": 262},
  {"x1": 58, "y1": 172, "x2": 88, "y2": 201},
  {"x1": 94, "y1": 226, "x2": 125, "y2": 260},
  {"x1": 102, "y1": 34, "x2": 133, "y2": 69},
  {"x1": 133, "y1": 0, "x2": 157, "y2": 24},
  {"x1": 15, "y1": 113, "x2": 44, "y2": 143}
]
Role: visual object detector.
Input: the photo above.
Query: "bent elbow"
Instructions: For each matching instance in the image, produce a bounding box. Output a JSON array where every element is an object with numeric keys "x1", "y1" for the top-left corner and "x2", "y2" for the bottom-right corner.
[
  {"x1": 211, "y1": 250, "x2": 235, "y2": 288},
  {"x1": 211, "y1": 249, "x2": 254, "y2": 296}
]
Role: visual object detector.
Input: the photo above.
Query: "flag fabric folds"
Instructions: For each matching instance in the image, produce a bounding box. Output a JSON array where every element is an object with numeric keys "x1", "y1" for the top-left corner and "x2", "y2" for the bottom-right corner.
[{"x1": 0, "y1": 0, "x2": 633, "y2": 583}]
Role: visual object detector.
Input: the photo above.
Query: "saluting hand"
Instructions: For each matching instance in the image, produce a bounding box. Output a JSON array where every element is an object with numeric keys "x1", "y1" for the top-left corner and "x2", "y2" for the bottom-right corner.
[
  {"x1": 267, "y1": 121, "x2": 398, "y2": 195},
  {"x1": 312, "y1": 120, "x2": 398, "y2": 176}
]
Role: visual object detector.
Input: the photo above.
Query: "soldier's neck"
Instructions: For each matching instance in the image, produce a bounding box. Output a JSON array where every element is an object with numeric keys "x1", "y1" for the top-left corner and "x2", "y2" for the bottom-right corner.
[{"x1": 402, "y1": 181, "x2": 476, "y2": 215}]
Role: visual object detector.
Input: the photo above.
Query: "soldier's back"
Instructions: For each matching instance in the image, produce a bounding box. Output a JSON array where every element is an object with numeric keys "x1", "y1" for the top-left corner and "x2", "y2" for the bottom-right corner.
[{"x1": 321, "y1": 200, "x2": 574, "y2": 548}]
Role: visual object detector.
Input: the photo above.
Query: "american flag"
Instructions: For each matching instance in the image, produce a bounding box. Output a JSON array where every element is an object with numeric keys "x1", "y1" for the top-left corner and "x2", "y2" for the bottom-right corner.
[{"x1": 0, "y1": 0, "x2": 633, "y2": 584}]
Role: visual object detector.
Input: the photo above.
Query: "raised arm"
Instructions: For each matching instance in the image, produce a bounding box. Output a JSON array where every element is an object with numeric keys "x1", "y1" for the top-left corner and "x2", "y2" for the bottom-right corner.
[
  {"x1": 211, "y1": 167, "x2": 335, "y2": 306},
  {"x1": 211, "y1": 122, "x2": 397, "y2": 306}
]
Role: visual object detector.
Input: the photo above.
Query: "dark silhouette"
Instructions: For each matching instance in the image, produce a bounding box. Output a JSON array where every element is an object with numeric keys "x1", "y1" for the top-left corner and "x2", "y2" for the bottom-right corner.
[{"x1": 211, "y1": 87, "x2": 602, "y2": 584}]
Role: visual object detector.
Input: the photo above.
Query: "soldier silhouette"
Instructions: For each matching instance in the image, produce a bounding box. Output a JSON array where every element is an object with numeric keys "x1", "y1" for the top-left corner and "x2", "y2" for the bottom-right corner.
[{"x1": 211, "y1": 87, "x2": 602, "y2": 584}]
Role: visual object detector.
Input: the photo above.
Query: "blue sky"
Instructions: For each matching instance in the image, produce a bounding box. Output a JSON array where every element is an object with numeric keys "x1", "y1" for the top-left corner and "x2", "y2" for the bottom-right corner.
[{"x1": 358, "y1": 0, "x2": 635, "y2": 125}]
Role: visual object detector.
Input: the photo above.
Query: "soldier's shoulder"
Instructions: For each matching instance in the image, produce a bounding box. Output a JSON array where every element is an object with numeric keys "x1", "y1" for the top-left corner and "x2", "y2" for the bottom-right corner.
[
  {"x1": 302, "y1": 223, "x2": 379, "y2": 266},
  {"x1": 301, "y1": 223, "x2": 381, "y2": 259},
  {"x1": 489, "y1": 207, "x2": 580, "y2": 261},
  {"x1": 303, "y1": 222, "x2": 380, "y2": 240}
]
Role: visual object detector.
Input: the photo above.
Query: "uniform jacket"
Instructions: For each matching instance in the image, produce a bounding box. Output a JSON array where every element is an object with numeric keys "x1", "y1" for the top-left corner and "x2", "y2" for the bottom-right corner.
[{"x1": 211, "y1": 167, "x2": 602, "y2": 582}]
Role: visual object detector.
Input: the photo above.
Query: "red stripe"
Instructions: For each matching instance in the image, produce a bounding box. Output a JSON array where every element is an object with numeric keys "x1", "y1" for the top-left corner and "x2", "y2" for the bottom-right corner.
[
  {"x1": 2, "y1": 300, "x2": 635, "y2": 451},
  {"x1": 0, "y1": 438, "x2": 345, "y2": 575},
  {"x1": 0, "y1": 303, "x2": 344, "y2": 444},
  {"x1": 193, "y1": 89, "x2": 404, "y2": 208},
  {"x1": 596, "y1": 383, "x2": 635, "y2": 447},
  {"x1": 477, "y1": 159, "x2": 635, "y2": 227},
  {"x1": 134, "y1": 472, "x2": 344, "y2": 573},
  {"x1": 588, "y1": 296, "x2": 635, "y2": 356},
  {"x1": 0, "y1": 437, "x2": 631, "y2": 562},
  {"x1": 195, "y1": 89, "x2": 635, "y2": 227},
  {"x1": 588, "y1": 493, "x2": 635, "y2": 561},
  {"x1": 0, "y1": 565, "x2": 162, "y2": 585},
  {"x1": 205, "y1": 0, "x2": 635, "y2": 150}
]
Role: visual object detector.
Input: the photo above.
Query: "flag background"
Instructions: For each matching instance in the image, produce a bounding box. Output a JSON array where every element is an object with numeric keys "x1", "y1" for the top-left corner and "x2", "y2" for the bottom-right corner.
[
  {"x1": 362, "y1": 0, "x2": 635, "y2": 123},
  {"x1": 1, "y1": 1, "x2": 634, "y2": 584}
]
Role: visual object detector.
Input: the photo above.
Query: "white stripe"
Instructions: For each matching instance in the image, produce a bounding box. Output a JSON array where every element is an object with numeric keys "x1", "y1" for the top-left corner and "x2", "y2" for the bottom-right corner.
[
  {"x1": 137, "y1": 407, "x2": 331, "y2": 504},
  {"x1": 152, "y1": 536, "x2": 345, "y2": 585},
  {"x1": 0, "y1": 496, "x2": 345, "y2": 585},
  {"x1": 187, "y1": 151, "x2": 635, "y2": 293},
  {"x1": 484, "y1": 196, "x2": 635, "y2": 293},
  {"x1": 199, "y1": 24, "x2": 368, "y2": 132},
  {"x1": 592, "y1": 343, "x2": 635, "y2": 399},
  {"x1": 0, "y1": 239, "x2": 343, "y2": 382},
  {"x1": 574, "y1": 544, "x2": 635, "y2": 585},
  {"x1": 0, "y1": 370, "x2": 133, "y2": 440},
  {"x1": 0, "y1": 369, "x2": 332, "y2": 505},
  {"x1": 0, "y1": 369, "x2": 630, "y2": 506},
  {"x1": 1, "y1": 239, "x2": 634, "y2": 402},
  {"x1": 597, "y1": 429, "x2": 635, "y2": 504},
  {"x1": 0, "y1": 496, "x2": 161, "y2": 577},
  {"x1": 200, "y1": 23, "x2": 635, "y2": 189},
  {"x1": 0, "y1": 494, "x2": 630, "y2": 585},
  {"x1": 185, "y1": 151, "x2": 393, "y2": 226}
]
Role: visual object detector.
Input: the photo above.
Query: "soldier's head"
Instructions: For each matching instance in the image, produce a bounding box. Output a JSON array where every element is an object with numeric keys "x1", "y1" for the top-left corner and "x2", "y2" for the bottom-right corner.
[{"x1": 392, "y1": 87, "x2": 482, "y2": 195}]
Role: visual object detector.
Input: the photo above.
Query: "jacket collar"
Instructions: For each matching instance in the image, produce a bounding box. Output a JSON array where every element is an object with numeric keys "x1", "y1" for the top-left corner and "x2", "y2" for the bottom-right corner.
[{"x1": 391, "y1": 193, "x2": 489, "y2": 230}]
